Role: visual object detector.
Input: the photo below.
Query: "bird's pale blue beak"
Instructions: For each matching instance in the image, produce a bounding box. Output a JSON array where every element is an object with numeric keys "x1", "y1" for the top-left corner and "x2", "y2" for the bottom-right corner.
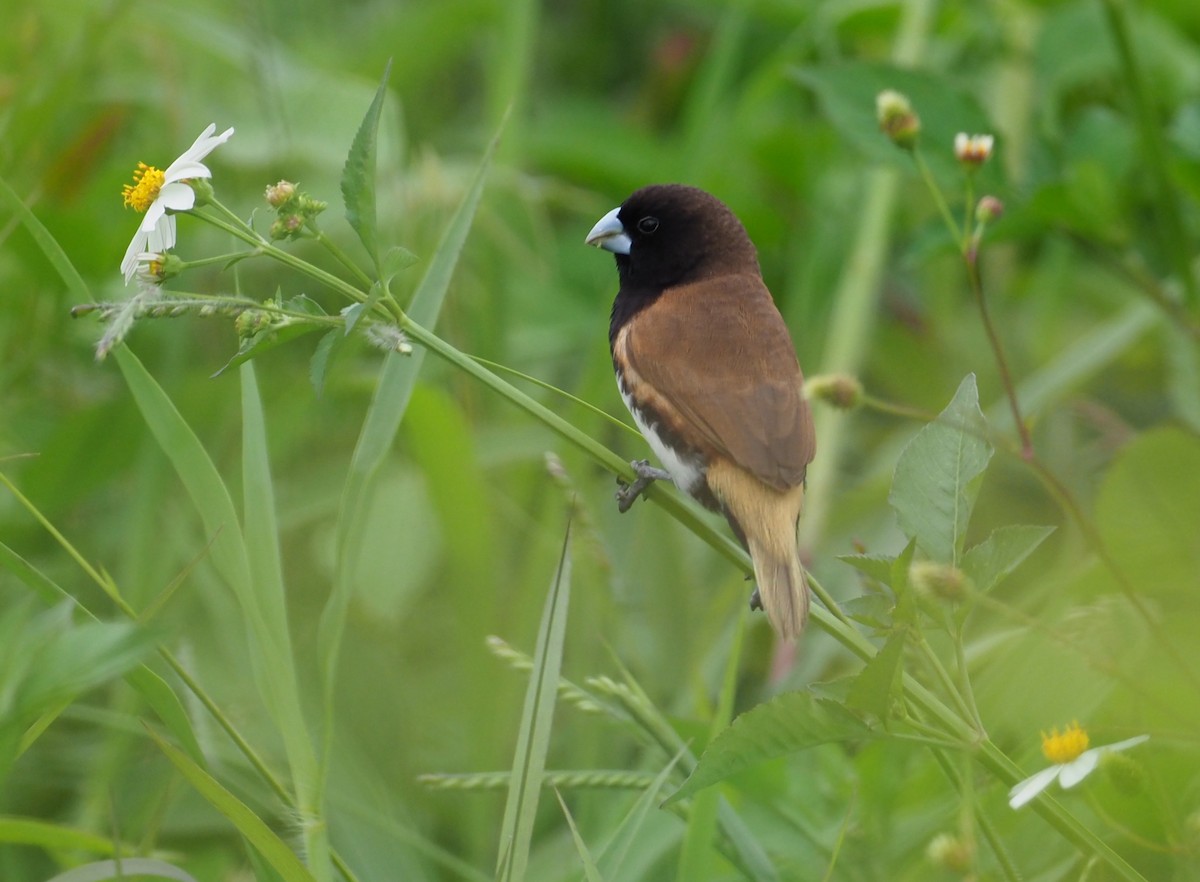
[{"x1": 585, "y1": 206, "x2": 632, "y2": 255}]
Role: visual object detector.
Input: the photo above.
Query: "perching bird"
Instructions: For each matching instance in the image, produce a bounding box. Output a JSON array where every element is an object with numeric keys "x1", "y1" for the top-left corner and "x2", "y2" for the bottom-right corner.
[{"x1": 586, "y1": 184, "x2": 816, "y2": 640}]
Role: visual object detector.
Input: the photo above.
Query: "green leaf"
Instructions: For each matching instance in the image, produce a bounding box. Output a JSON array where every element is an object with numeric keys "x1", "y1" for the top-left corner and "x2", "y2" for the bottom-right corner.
[
  {"x1": 1095, "y1": 428, "x2": 1200, "y2": 600},
  {"x1": 382, "y1": 244, "x2": 420, "y2": 276},
  {"x1": 320, "y1": 111, "x2": 504, "y2": 726},
  {"x1": 596, "y1": 749, "x2": 685, "y2": 881},
  {"x1": 496, "y1": 518, "x2": 573, "y2": 882},
  {"x1": 555, "y1": 790, "x2": 607, "y2": 882},
  {"x1": 0, "y1": 540, "x2": 204, "y2": 765},
  {"x1": 842, "y1": 594, "x2": 894, "y2": 631},
  {"x1": 889, "y1": 374, "x2": 993, "y2": 564},
  {"x1": 309, "y1": 329, "x2": 342, "y2": 398},
  {"x1": 211, "y1": 295, "x2": 329, "y2": 378},
  {"x1": 838, "y1": 553, "x2": 895, "y2": 585},
  {"x1": 114, "y1": 347, "x2": 252, "y2": 617},
  {"x1": 341, "y1": 61, "x2": 393, "y2": 268},
  {"x1": 792, "y1": 63, "x2": 998, "y2": 185},
  {"x1": 0, "y1": 816, "x2": 134, "y2": 857},
  {"x1": 43, "y1": 858, "x2": 198, "y2": 882},
  {"x1": 962, "y1": 524, "x2": 1055, "y2": 594},
  {"x1": 0, "y1": 172, "x2": 90, "y2": 302},
  {"x1": 147, "y1": 729, "x2": 318, "y2": 882},
  {"x1": 845, "y1": 630, "x2": 906, "y2": 720},
  {"x1": 665, "y1": 693, "x2": 870, "y2": 804}
]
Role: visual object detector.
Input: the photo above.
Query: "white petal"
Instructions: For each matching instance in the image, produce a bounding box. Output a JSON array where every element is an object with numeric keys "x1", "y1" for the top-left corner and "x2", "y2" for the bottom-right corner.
[
  {"x1": 121, "y1": 227, "x2": 150, "y2": 282},
  {"x1": 163, "y1": 161, "x2": 213, "y2": 184},
  {"x1": 140, "y1": 199, "x2": 167, "y2": 231},
  {"x1": 157, "y1": 182, "x2": 197, "y2": 212},
  {"x1": 1104, "y1": 735, "x2": 1149, "y2": 754},
  {"x1": 166, "y1": 125, "x2": 233, "y2": 173},
  {"x1": 1008, "y1": 765, "x2": 1061, "y2": 809},
  {"x1": 151, "y1": 215, "x2": 177, "y2": 253},
  {"x1": 1058, "y1": 749, "x2": 1101, "y2": 789}
]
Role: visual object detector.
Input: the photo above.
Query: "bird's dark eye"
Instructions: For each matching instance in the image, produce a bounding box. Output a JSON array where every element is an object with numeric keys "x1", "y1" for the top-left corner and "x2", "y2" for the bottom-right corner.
[{"x1": 636, "y1": 216, "x2": 660, "y2": 235}]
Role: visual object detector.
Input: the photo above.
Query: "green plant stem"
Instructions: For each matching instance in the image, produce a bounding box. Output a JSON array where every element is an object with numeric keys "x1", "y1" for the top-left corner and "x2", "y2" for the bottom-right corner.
[
  {"x1": 953, "y1": 627, "x2": 983, "y2": 730},
  {"x1": 912, "y1": 630, "x2": 979, "y2": 732},
  {"x1": 965, "y1": 252, "x2": 1033, "y2": 459},
  {"x1": 313, "y1": 229, "x2": 377, "y2": 292},
  {"x1": 195, "y1": 202, "x2": 379, "y2": 312},
  {"x1": 913, "y1": 148, "x2": 963, "y2": 246},
  {"x1": 397, "y1": 313, "x2": 748, "y2": 568},
  {"x1": 800, "y1": 0, "x2": 936, "y2": 553},
  {"x1": 864, "y1": 386, "x2": 1200, "y2": 701},
  {"x1": 929, "y1": 750, "x2": 1021, "y2": 882}
]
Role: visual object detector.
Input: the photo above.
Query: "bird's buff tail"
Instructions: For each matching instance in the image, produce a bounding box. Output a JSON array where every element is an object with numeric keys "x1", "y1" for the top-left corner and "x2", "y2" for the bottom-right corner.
[{"x1": 748, "y1": 540, "x2": 809, "y2": 641}]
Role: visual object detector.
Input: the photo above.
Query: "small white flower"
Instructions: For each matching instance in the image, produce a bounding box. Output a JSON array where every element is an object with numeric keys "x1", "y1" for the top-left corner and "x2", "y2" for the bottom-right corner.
[
  {"x1": 954, "y1": 132, "x2": 994, "y2": 165},
  {"x1": 1008, "y1": 722, "x2": 1148, "y2": 809},
  {"x1": 120, "y1": 124, "x2": 234, "y2": 283}
]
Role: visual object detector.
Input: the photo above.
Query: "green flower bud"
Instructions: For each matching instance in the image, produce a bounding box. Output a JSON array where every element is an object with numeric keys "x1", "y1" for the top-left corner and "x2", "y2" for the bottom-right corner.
[
  {"x1": 804, "y1": 374, "x2": 863, "y2": 410},
  {"x1": 909, "y1": 561, "x2": 971, "y2": 602},
  {"x1": 877, "y1": 90, "x2": 920, "y2": 150}
]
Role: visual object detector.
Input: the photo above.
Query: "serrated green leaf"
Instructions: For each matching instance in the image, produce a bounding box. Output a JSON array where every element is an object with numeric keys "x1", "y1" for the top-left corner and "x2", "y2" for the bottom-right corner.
[
  {"x1": 838, "y1": 553, "x2": 895, "y2": 585},
  {"x1": 890, "y1": 540, "x2": 919, "y2": 626},
  {"x1": 889, "y1": 375, "x2": 993, "y2": 564},
  {"x1": 341, "y1": 61, "x2": 393, "y2": 268},
  {"x1": 962, "y1": 524, "x2": 1055, "y2": 594},
  {"x1": 842, "y1": 594, "x2": 894, "y2": 631},
  {"x1": 382, "y1": 244, "x2": 420, "y2": 276},
  {"x1": 846, "y1": 630, "x2": 906, "y2": 720},
  {"x1": 665, "y1": 693, "x2": 870, "y2": 804}
]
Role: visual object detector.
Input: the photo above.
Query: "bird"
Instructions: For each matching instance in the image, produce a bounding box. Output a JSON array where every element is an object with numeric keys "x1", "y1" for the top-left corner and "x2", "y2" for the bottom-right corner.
[{"x1": 586, "y1": 184, "x2": 816, "y2": 640}]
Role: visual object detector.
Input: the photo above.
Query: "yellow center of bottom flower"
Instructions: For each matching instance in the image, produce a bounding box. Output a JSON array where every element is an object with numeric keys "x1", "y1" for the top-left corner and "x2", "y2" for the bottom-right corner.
[
  {"x1": 122, "y1": 162, "x2": 165, "y2": 213},
  {"x1": 1041, "y1": 722, "x2": 1089, "y2": 764}
]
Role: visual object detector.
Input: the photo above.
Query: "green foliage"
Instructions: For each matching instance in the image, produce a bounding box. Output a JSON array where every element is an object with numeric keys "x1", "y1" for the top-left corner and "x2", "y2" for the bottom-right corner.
[
  {"x1": 889, "y1": 374, "x2": 993, "y2": 565},
  {"x1": 667, "y1": 694, "x2": 870, "y2": 806},
  {"x1": 341, "y1": 61, "x2": 392, "y2": 270},
  {"x1": 1, "y1": 1, "x2": 1198, "y2": 880}
]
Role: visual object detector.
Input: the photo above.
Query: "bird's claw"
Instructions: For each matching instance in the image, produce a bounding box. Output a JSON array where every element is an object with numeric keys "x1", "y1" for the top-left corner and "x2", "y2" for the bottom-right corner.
[
  {"x1": 748, "y1": 586, "x2": 763, "y2": 612},
  {"x1": 616, "y1": 459, "x2": 672, "y2": 513}
]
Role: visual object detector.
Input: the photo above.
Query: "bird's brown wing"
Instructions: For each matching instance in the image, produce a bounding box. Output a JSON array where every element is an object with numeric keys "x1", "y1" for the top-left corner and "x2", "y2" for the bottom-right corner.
[{"x1": 620, "y1": 274, "x2": 815, "y2": 490}]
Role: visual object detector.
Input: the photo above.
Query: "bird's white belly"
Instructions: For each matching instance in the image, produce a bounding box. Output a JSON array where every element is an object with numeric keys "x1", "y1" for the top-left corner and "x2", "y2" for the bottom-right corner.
[{"x1": 619, "y1": 384, "x2": 705, "y2": 494}]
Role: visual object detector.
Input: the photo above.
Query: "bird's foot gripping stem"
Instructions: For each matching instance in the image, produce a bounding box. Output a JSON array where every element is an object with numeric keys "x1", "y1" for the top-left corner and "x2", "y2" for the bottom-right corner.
[
  {"x1": 748, "y1": 585, "x2": 763, "y2": 612},
  {"x1": 616, "y1": 459, "x2": 672, "y2": 513}
]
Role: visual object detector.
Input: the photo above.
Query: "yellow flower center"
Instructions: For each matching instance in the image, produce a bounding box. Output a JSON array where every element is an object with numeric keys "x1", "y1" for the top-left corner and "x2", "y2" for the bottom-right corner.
[
  {"x1": 122, "y1": 162, "x2": 165, "y2": 213},
  {"x1": 1041, "y1": 722, "x2": 1089, "y2": 764}
]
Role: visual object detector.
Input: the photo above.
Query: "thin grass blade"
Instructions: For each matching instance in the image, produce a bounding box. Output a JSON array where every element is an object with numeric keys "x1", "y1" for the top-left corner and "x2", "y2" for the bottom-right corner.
[
  {"x1": 320, "y1": 113, "x2": 506, "y2": 741},
  {"x1": 147, "y1": 728, "x2": 318, "y2": 882},
  {"x1": 555, "y1": 789, "x2": 607, "y2": 882},
  {"x1": 495, "y1": 517, "x2": 573, "y2": 882}
]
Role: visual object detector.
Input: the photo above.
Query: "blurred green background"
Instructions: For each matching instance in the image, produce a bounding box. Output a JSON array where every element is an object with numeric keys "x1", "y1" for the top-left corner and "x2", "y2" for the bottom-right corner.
[{"x1": 2, "y1": 0, "x2": 1199, "y2": 879}]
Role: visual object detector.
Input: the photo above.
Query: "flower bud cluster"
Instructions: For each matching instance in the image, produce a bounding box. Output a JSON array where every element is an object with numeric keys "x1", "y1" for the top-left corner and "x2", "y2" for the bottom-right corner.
[{"x1": 265, "y1": 180, "x2": 328, "y2": 240}]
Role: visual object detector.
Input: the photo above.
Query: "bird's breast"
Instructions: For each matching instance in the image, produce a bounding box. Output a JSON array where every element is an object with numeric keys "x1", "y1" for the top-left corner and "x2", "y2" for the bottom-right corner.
[{"x1": 615, "y1": 367, "x2": 711, "y2": 503}]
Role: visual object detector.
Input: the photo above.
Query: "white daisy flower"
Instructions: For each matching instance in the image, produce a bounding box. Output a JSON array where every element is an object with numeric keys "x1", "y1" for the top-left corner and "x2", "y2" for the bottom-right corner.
[
  {"x1": 1008, "y1": 721, "x2": 1148, "y2": 809},
  {"x1": 120, "y1": 123, "x2": 234, "y2": 283}
]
